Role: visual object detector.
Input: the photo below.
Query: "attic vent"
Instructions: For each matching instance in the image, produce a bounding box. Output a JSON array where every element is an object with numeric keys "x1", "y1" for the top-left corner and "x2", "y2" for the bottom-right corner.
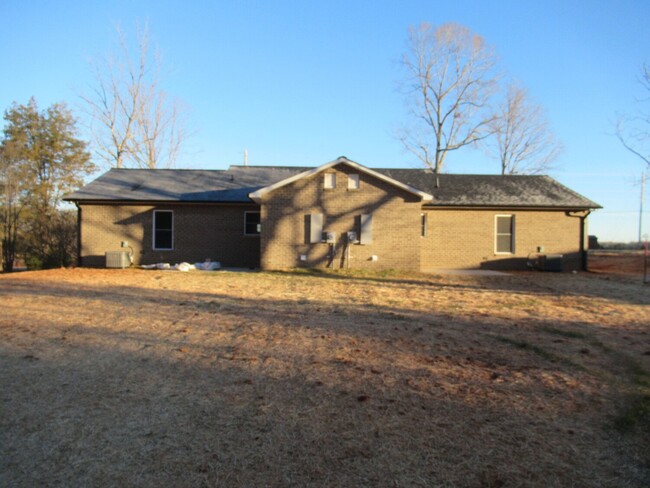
[{"x1": 131, "y1": 182, "x2": 144, "y2": 191}]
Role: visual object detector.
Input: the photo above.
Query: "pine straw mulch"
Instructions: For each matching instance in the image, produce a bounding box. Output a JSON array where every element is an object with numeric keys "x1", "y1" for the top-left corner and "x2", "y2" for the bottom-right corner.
[{"x1": 0, "y1": 268, "x2": 649, "y2": 487}]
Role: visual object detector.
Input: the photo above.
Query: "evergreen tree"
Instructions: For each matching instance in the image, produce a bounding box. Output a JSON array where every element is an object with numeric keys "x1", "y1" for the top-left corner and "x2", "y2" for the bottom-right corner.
[{"x1": 0, "y1": 98, "x2": 94, "y2": 270}]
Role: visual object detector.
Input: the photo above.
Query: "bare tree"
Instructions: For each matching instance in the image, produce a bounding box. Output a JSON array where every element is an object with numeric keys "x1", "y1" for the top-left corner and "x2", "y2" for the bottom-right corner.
[
  {"x1": 399, "y1": 22, "x2": 499, "y2": 173},
  {"x1": 488, "y1": 83, "x2": 562, "y2": 175},
  {"x1": 616, "y1": 64, "x2": 650, "y2": 167},
  {"x1": 80, "y1": 23, "x2": 187, "y2": 169}
]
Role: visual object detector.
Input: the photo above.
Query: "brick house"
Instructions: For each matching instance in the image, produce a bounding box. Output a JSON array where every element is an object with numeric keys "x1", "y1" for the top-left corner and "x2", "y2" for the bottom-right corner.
[{"x1": 64, "y1": 156, "x2": 600, "y2": 271}]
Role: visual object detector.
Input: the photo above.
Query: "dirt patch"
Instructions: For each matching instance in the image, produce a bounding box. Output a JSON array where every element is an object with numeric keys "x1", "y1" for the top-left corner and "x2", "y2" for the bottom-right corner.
[
  {"x1": 1, "y1": 268, "x2": 649, "y2": 487},
  {"x1": 589, "y1": 250, "x2": 649, "y2": 279}
]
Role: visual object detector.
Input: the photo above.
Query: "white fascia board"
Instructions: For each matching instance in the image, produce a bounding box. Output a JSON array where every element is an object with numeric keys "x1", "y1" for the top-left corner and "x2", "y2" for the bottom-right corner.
[{"x1": 248, "y1": 157, "x2": 433, "y2": 202}]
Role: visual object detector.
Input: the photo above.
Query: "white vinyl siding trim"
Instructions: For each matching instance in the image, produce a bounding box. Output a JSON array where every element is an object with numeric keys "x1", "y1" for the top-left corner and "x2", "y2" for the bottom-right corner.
[
  {"x1": 495, "y1": 214, "x2": 514, "y2": 254},
  {"x1": 153, "y1": 210, "x2": 174, "y2": 250}
]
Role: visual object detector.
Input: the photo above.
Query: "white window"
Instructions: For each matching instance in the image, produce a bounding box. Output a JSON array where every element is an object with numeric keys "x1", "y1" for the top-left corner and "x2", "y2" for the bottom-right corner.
[
  {"x1": 308, "y1": 213, "x2": 323, "y2": 243},
  {"x1": 153, "y1": 210, "x2": 173, "y2": 250},
  {"x1": 244, "y1": 211, "x2": 261, "y2": 236},
  {"x1": 360, "y1": 214, "x2": 373, "y2": 245},
  {"x1": 348, "y1": 173, "x2": 360, "y2": 190},
  {"x1": 324, "y1": 173, "x2": 336, "y2": 189},
  {"x1": 495, "y1": 215, "x2": 514, "y2": 254}
]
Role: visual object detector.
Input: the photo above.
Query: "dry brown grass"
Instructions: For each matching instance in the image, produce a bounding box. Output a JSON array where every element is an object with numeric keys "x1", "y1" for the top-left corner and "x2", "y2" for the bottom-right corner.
[{"x1": 1, "y1": 268, "x2": 649, "y2": 487}]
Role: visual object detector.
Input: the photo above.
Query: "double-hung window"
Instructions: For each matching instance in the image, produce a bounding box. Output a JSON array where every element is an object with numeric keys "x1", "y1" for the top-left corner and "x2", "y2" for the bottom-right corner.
[
  {"x1": 245, "y1": 211, "x2": 261, "y2": 236},
  {"x1": 153, "y1": 210, "x2": 173, "y2": 250},
  {"x1": 348, "y1": 173, "x2": 360, "y2": 190},
  {"x1": 324, "y1": 173, "x2": 336, "y2": 189},
  {"x1": 495, "y1": 215, "x2": 514, "y2": 254}
]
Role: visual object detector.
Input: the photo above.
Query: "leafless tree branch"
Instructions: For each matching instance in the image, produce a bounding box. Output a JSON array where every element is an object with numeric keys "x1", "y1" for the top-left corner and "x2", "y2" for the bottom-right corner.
[
  {"x1": 398, "y1": 23, "x2": 499, "y2": 173},
  {"x1": 486, "y1": 83, "x2": 562, "y2": 175},
  {"x1": 615, "y1": 64, "x2": 650, "y2": 168},
  {"x1": 79, "y1": 22, "x2": 189, "y2": 169}
]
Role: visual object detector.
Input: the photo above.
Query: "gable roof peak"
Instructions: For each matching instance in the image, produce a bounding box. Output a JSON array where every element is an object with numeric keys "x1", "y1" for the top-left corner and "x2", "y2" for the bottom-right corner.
[{"x1": 248, "y1": 157, "x2": 433, "y2": 203}]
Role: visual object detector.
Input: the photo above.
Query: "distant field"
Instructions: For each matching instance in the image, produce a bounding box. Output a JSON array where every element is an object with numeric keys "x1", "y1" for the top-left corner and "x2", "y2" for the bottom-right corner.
[{"x1": 1, "y1": 268, "x2": 649, "y2": 487}]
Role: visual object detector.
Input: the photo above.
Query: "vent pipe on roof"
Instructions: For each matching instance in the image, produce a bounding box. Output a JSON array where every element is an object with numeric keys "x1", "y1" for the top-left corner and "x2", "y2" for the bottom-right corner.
[
  {"x1": 244, "y1": 149, "x2": 248, "y2": 167},
  {"x1": 436, "y1": 176, "x2": 440, "y2": 189}
]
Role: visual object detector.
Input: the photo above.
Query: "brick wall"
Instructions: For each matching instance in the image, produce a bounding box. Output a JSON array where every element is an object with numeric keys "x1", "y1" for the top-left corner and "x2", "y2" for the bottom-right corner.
[
  {"x1": 260, "y1": 163, "x2": 423, "y2": 270},
  {"x1": 77, "y1": 175, "x2": 589, "y2": 272},
  {"x1": 79, "y1": 203, "x2": 260, "y2": 268},
  {"x1": 421, "y1": 208, "x2": 586, "y2": 271}
]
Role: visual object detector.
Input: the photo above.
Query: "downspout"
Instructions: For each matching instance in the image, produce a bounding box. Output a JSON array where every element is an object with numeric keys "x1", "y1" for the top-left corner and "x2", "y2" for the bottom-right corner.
[
  {"x1": 566, "y1": 210, "x2": 591, "y2": 271},
  {"x1": 75, "y1": 202, "x2": 82, "y2": 267}
]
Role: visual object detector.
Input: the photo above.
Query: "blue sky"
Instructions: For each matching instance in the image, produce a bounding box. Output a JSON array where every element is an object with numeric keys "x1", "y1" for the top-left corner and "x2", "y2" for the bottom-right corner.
[{"x1": 2, "y1": 0, "x2": 649, "y2": 241}]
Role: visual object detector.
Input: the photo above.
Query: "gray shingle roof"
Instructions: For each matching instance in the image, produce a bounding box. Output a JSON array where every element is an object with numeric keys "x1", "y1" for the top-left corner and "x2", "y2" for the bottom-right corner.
[
  {"x1": 63, "y1": 167, "x2": 305, "y2": 203},
  {"x1": 65, "y1": 164, "x2": 600, "y2": 209},
  {"x1": 375, "y1": 169, "x2": 601, "y2": 208}
]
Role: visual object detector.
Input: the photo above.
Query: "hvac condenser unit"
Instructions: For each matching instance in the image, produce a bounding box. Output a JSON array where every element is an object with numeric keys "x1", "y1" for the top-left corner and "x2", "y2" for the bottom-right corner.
[
  {"x1": 540, "y1": 254, "x2": 563, "y2": 272},
  {"x1": 528, "y1": 253, "x2": 563, "y2": 272},
  {"x1": 105, "y1": 251, "x2": 130, "y2": 269}
]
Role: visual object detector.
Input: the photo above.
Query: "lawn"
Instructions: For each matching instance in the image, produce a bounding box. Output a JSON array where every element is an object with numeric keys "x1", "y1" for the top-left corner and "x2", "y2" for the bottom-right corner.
[{"x1": 0, "y1": 268, "x2": 648, "y2": 487}]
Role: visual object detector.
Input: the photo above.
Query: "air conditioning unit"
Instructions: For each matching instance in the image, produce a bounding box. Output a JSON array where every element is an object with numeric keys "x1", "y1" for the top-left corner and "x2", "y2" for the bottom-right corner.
[
  {"x1": 541, "y1": 254, "x2": 563, "y2": 272},
  {"x1": 528, "y1": 253, "x2": 563, "y2": 272},
  {"x1": 105, "y1": 251, "x2": 130, "y2": 269},
  {"x1": 323, "y1": 231, "x2": 336, "y2": 244}
]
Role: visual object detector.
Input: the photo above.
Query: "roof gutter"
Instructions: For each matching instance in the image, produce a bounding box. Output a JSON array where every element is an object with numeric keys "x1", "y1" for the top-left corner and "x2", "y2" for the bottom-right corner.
[
  {"x1": 423, "y1": 204, "x2": 601, "y2": 211},
  {"x1": 74, "y1": 202, "x2": 82, "y2": 267},
  {"x1": 66, "y1": 200, "x2": 258, "y2": 206}
]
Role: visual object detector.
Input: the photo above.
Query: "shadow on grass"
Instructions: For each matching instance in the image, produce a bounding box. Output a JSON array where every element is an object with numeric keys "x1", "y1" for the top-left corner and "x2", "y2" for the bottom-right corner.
[
  {"x1": 267, "y1": 267, "x2": 650, "y2": 306},
  {"x1": 1, "y1": 315, "x2": 646, "y2": 487},
  {"x1": 1, "y1": 270, "x2": 649, "y2": 486}
]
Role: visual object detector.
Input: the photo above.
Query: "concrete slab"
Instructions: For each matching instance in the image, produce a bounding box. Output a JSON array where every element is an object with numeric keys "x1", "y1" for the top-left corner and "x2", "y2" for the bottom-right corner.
[
  {"x1": 219, "y1": 267, "x2": 259, "y2": 273},
  {"x1": 425, "y1": 269, "x2": 510, "y2": 276}
]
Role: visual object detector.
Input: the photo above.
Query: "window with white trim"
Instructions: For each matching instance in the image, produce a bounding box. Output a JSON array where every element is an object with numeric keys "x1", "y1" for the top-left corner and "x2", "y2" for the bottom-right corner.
[
  {"x1": 324, "y1": 172, "x2": 336, "y2": 189},
  {"x1": 495, "y1": 215, "x2": 514, "y2": 254},
  {"x1": 348, "y1": 173, "x2": 360, "y2": 190},
  {"x1": 153, "y1": 210, "x2": 173, "y2": 250},
  {"x1": 244, "y1": 211, "x2": 261, "y2": 236},
  {"x1": 360, "y1": 213, "x2": 373, "y2": 245},
  {"x1": 308, "y1": 213, "x2": 323, "y2": 243}
]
